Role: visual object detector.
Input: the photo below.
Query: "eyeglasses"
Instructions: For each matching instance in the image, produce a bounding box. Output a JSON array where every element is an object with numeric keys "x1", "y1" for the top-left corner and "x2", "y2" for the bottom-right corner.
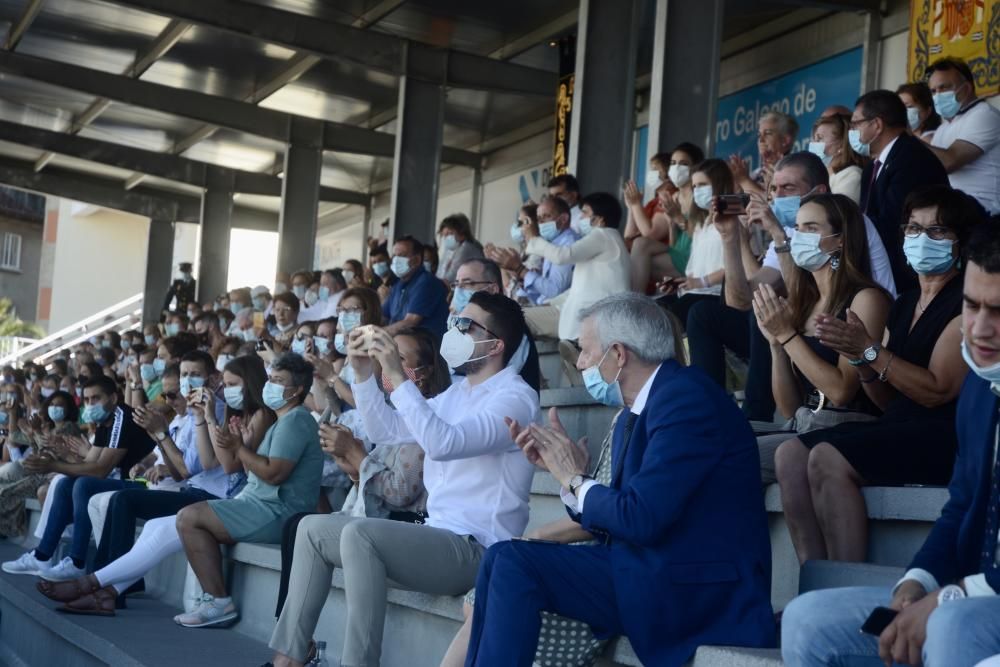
[
  {"x1": 901, "y1": 223, "x2": 954, "y2": 240},
  {"x1": 450, "y1": 280, "x2": 492, "y2": 291},
  {"x1": 450, "y1": 316, "x2": 499, "y2": 339},
  {"x1": 162, "y1": 391, "x2": 179, "y2": 401},
  {"x1": 849, "y1": 117, "x2": 874, "y2": 130}
]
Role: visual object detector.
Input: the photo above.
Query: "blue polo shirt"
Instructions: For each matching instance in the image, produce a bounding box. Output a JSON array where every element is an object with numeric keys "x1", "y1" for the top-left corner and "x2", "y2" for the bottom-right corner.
[{"x1": 382, "y1": 264, "x2": 449, "y2": 337}]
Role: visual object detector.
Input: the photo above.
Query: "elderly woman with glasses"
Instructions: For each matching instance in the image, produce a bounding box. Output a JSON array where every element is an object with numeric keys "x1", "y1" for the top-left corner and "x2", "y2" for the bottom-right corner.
[{"x1": 773, "y1": 185, "x2": 985, "y2": 566}]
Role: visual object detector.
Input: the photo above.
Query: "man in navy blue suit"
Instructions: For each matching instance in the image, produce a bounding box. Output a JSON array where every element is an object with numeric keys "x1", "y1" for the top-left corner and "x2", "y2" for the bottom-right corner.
[
  {"x1": 782, "y1": 222, "x2": 1000, "y2": 667},
  {"x1": 464, "y1": 293, "x2": 775, "y2": 667}
]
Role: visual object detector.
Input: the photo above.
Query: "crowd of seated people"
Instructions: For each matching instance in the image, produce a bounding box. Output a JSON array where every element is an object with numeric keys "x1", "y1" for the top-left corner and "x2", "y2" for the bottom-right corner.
[{"x1": 0, "y1": 53, "x2": 996, "y2": 667}]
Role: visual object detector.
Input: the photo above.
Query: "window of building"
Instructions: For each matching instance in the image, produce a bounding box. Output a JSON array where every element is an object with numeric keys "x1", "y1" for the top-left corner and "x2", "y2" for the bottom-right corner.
[{"x1": 0, "y1": 232, "x2": 22, "y2": 271}]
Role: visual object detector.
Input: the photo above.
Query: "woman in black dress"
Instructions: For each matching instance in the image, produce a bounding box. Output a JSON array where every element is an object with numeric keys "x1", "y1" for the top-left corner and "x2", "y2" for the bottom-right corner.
[{"x1": 776, "y1": 185, "x2": 984, "y2": 565}]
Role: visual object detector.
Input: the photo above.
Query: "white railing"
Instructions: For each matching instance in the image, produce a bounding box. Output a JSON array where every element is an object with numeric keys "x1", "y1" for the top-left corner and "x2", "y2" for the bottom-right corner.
[
  {"x1": 0, "y1": 293, "x2": 144, "y2": 367},
  {"x1": 0, "y1": 336, "x2": 38, "y2": 361}
]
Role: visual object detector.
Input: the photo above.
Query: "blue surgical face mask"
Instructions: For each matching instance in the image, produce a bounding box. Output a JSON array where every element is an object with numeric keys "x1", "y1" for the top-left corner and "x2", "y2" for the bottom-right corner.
[
  {"x1": 47, "y1": 406, "x2": 65, "y2": 423},
  {"x1": 343, "y1": 270, "x2": 355, "y2": 283},
  {"x1": 578, "y1": 216, "x2": 593, "y2": 235},
  {"x1": 808, "y1": 141, "x2": 833, "y2": 167},
  {"x1": 262, "y1": 381, "x2": 291, "y2": 411},
  {"x1": 291, "y1": 338, "x2": 307, "y2": 355},
  {"x1": 933, "y1": 91, "x2": 960, "y2": 120},
  {"x1": 906, "y1": 106, "x2": 921, "y2": 131},
  {"x1": 0, "y1": 411, "x2": 8, "y2": 425},
  {"x1": 334, "y1": 333, "x2": 347, "y2": 355},
  {"x1": 252, "y1": 296, "x2": 265, "y2": 311},
  {"x1": 144, "y1": 334, "x2": 156, "y2": 346},
  {"x1": 451, "y1": 287, "x2": 475, "y2": 315},
  {"x1": 165, "y1": 323, "x2": 181, "y2": 337},
  {"x1": 179, "y1": 375, "x2": 205, "y2": 397},
  {"x1": 231, "y1": 302, "x2": 243, "y2": 315},
  {"x1": 848, "y1": 129, "x2": 870, "y2": 157},
  {"x1": 903, "y1": 234, "x2": 956, "y2": 275},
  {"x1": 962, "y1": 339, "x2": 1000, "y2": 387},
  {"x1": 372, "y1": 261, "x2": 389, "y2": 278},
  {"x1": 692, "y1": 184, "x2": 714, "y2": 211},
  {"x1": 339, "y1": 311, "x2": 361, "y2": 333},
  {"x1": 790, "y1": 231, "x2": 835, "y2": 272},
  {"x1": 223, "y1": 385, "x2": 244, "y2": 410},
  {"x1": 292, "y1": 285, "x2": 307, "y2": 300},
  {"x1": 304, "y1": 290, "x2": 319, "y2": 307},
  {"x1": 770, "y1": 195, "x2": 801, "y2": 229},
  {"x1": 83, "y1": 403, "x2": 110, "y2": 424},
  {"x1": 510, "y1": 223, "x2": 525, "y2": 243},
  {"x1": 318, "y1": 286, "x2": 331, "y2": 301},
  {"x1": 442, "y1": 235, "x2": 458, "y2": 251},
  {"x1": 423, "y1": 261, "x2": 434, "y2": 273},
  {"x1": 582, "y1": 347, "x2": 624, "y2": 407},
  {"x1": 140, "y1": 363, "x2": 156, "y2": 383},
  {"x1": 152, "y1": 358, "x2": 167, "y2": 377},
  {"x1": 391, "y1": 255, "x2": 412, "y2": 278},
  {"x1": 313, "y1": 336, "x2": 331, "y2": 356},
  {"x1": 539, "y1": 221, "x2": 559, "y2": 241}
]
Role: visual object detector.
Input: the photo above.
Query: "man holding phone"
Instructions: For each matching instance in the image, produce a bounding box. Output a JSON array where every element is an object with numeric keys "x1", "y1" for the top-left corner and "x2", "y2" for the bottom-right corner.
[{"x1": 781, "y1": 223, "x2": 1000, "y2": 667}]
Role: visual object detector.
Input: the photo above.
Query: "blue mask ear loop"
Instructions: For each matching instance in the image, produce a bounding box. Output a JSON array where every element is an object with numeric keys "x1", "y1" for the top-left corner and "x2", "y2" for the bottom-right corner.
[{"x1": 597, "y1": 345, "x2": 624, "y2": 385}]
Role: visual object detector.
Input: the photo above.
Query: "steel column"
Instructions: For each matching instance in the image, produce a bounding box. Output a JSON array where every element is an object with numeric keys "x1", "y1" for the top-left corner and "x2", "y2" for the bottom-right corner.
[
  {"x1": 388, "y1": 45, "x2": 446, "y2": 245},
  {"x1": 278, "y1": 117, "x2": 323, "y2": 273},
  {"x1": 197, "y1": 168, "x2": 234, "y2": 304},
  {"x1": 647, "y1": 0, "x2": 724, "y2": 159},
  {"x1": 143, "y1": 218, "x2": 175, "y2": 323},
  {"x1": 567, "y1": 0, "x2": 641, "y2": 196}
]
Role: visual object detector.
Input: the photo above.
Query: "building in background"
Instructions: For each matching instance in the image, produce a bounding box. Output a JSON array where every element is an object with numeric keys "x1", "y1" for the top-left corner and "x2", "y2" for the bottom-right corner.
[{"x1": 0, "y1": 187, "x2": 46, "y2": 324}]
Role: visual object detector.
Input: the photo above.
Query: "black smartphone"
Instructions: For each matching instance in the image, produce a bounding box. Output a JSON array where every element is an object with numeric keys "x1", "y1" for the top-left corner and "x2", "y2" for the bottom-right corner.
[
  {"x1": 715, "y1": 193, "x2": 751, "y2": 216},
  {"x1": 512, "y1": 537, "x2": 561, "y2": 545},
  {"x1": 860, "y1": 606, "x2": 897, "y2": 636}
]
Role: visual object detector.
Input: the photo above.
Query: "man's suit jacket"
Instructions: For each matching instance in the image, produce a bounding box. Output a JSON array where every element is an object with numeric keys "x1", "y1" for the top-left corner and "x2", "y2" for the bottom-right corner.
[
  {"x1": 909, "y1": 374, "x2": 999, "y2": 588},
  {"x1": 860, "y1": 132, "x2": 949, "y2": 291},
  {"x1": 577, "y1": 359, "x2": 775, "y2": 666}
]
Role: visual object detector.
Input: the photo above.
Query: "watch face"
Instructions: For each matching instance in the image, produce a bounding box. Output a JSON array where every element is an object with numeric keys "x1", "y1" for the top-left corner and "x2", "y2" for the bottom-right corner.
[{"x1": 864, "y1": 346, "x2": 879, "y2": 362}]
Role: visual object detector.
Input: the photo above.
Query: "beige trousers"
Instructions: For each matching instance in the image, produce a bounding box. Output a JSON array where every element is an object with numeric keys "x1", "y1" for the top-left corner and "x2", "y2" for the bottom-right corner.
[{"x1": 269, "y1": 514, "x2": 484, "y2": 666}]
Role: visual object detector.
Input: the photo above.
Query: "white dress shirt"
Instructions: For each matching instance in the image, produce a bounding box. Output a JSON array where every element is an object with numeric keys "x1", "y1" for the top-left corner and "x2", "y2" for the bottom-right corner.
[
  {"x1": 931, "y1": 100, "x2": 1000, "y2": 214},
  {"x1": 353, "y1": 366, "x2": 539, "y2": 547},
  {"x1": 298, "y1": 291, "x2": 342, "y2": 323},
  {"x1": 562, "y1": 364, "x2": 663, "y2": 512},
  {"x1": 525, "y1": 226, "x2": 631, "y2": 340}
]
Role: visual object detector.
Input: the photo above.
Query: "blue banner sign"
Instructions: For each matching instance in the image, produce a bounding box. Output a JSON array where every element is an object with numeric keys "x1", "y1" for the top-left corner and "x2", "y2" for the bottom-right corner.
[{"x1": 713, "y1": 47, "x2": 863, "y2": 172}]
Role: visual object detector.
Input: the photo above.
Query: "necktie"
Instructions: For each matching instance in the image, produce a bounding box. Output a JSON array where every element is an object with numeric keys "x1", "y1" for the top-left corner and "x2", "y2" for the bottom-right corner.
[
  {"x1": 612, "y1": 412, "x2": 639, "y2": 488},
  {"x1": 863, "y1": 159, "x2": 881, "y2": 213},
  {"x1": 980, "y1": 422, "x2": 1000, "y2": 571}
]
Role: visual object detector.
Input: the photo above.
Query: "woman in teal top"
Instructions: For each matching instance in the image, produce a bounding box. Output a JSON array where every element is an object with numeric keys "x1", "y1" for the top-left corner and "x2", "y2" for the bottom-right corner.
[{"x1": 173, "y1": 352, "x2": 323, "y2": 629}]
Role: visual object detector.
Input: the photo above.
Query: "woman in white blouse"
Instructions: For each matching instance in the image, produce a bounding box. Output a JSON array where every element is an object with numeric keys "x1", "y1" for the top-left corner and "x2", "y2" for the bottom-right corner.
[
  {"x1": 809, "y1": 113, "x2": 869, "y2": 204},
  {"x1": 520, "y1": 192, "x2": 630, "y2": 341},
  {"x1": 655, "y1": 158, "x2": 730, "y2": 326}
]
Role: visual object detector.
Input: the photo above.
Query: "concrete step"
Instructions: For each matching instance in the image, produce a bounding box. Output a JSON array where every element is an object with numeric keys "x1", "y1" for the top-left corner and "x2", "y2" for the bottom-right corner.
[
  {"x1": 0, "y1": 541, "x2": 267, "y2": 667},
  {"x1": 693, "y1": 646, "x2": 783, "y2": 667}
]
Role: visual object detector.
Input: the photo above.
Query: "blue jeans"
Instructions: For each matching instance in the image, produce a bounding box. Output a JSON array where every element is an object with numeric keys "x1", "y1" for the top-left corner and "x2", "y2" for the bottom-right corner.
[
  {"x1": 782, "y1": 586, "x2": 1000, "y2": 667},
  {"x1": 35, "y1": 476, "x2": 143, "y2": 564}
]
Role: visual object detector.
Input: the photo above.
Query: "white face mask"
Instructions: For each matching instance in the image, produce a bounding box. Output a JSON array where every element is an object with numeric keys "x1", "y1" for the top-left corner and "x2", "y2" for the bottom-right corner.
[
  {"x1": 439, "y1": 328, "x2": 498, "y2": 370},
  {"x1": 668, "y1": 164, "x2": 691, "y2": 187}
]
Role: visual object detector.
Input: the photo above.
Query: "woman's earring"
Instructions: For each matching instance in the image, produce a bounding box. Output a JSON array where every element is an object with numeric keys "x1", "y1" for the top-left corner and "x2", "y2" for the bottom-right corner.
[{"x1": 830, "y1": 253, "x2": 841, "y2": 272}]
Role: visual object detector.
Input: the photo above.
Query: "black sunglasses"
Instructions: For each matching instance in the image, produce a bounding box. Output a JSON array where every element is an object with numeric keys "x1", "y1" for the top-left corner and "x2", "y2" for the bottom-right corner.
[{"x1": 451, "y1": 316, "x2": 499, "y2": 339}]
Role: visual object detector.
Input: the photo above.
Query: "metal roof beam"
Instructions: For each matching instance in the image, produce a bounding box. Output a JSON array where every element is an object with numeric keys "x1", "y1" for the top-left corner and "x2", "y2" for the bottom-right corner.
[
  {"x1": 102, "y1": 0, "x2": 556, "y2": 96},
  {"x1": 0, "y1": 156, "x2": 179, "y2": 219},
  {"x1": 768, "y1": 0, "x2": 881, "y2": 11},
  {"x1": 0, "y1": 119, "x2": 368, "y2": 204},
  {"x1": 0, "y1": 51, "x2": 478, "y2": 165},
  {"x1": 4, "y1": 0, "x2": 45, "y2": 51}
]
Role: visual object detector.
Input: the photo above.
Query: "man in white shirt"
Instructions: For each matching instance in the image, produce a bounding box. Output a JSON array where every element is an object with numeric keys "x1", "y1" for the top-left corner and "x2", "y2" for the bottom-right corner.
[
  {"x1": 548, "y1": 173, "x2": 584, "y2": 234},
  {"x1": 266, "y1": 292, "x2": 539, "y2": 667},
  {"x1": 297, "y1": 269, "x2": 346, "y2": 323},
  {"x1": 926, "y1": 57, "x2": 1000, "y2": 215}
]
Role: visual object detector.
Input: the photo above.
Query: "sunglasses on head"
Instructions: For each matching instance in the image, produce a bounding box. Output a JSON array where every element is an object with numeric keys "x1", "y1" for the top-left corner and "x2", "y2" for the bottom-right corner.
[{"x1": 450, "y1": 316, "x2": 499, "y2": 339}]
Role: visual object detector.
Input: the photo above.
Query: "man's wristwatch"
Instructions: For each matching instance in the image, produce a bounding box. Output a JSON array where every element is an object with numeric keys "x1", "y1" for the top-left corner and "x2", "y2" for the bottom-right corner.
[
  {"x1": 937, "y1": 584, "x2": 966, "y2": 604},
  {"x1": 773, "y1": 241, "x2": 791, "y2": 254},
  {"x1": 849, "y1": 342, "x2": 882, "y2": 367},
  {"x1": 568, "y1": 474, "x2": 593, "y2": 497},
  {"x1": 154, "y1": 431, "x2": 167, "y2": 442}
]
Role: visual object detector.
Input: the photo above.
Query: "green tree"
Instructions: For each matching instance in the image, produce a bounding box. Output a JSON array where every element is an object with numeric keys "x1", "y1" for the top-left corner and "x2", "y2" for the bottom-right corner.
[{"x1": 0, "y1": 298, "x2": 43, "y2": 338}]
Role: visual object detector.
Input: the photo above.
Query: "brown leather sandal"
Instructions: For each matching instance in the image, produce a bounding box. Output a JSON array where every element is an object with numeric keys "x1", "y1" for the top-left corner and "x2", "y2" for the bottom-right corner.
[
  {"x1": 37, "y1": 573, "x2": 101, "y2": 603},
  {"x1": 57, "y1": 585, "x2": 117, "y2": 617}
]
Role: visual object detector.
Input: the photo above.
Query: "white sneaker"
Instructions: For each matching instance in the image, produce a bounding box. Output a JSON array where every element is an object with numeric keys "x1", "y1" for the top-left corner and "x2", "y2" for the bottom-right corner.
[
  {"x1": 1, "y1": 551, "x2": 49, "y2": 576},
  {"x1": 38, "y1": 556, "x2": 86, "y2": 582},
  {"x1": 173, "y1": 593, "x2": 239, "y2": 628}
]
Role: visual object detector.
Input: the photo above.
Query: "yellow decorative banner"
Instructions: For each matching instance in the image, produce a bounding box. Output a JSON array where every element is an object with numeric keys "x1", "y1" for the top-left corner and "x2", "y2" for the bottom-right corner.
[
  {"x1": 552, "y1": 73, "x2": 574, "y2": 178},
  {"x1": 908, "y1": 0, "x2": 1000, "y2": 97}
]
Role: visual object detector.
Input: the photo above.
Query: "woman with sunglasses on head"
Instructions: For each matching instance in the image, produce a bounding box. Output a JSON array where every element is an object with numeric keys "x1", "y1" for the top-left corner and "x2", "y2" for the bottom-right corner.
[
  {"x1": 314, "y1": 287, "x2": 383, "y2": 411},
  {"x1": 774, "y1": 186, "x2": 982, "y2": 566}
]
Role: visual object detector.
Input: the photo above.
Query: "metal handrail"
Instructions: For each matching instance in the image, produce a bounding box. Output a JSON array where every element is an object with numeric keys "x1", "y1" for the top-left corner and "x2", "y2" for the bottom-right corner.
[{"x1": 0, "y1": 292, "x2": 144, "y2": 366}]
